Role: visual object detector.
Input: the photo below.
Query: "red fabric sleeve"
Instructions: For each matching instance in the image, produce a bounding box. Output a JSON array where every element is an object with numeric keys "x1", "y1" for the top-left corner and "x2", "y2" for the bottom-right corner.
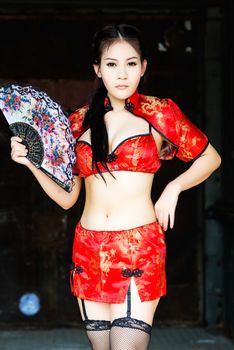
[
  {"x1": 68, "y1": 106, "x2": 88, "y2": 176},
  {"x1": 159, "y1": 99, "x2": 209, "y2": 162}
]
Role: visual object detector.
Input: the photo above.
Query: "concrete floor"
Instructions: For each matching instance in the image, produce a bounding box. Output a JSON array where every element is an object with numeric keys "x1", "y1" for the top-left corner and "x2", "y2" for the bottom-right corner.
[{"x1": 0, "y1": 326, "x2": 234, "y2": 350}]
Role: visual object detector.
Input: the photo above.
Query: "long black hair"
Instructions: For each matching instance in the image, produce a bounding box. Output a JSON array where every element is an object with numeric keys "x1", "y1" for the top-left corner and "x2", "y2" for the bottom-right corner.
[{"x1": 83, "y1": 24, "x2": 147, "y2": 181}]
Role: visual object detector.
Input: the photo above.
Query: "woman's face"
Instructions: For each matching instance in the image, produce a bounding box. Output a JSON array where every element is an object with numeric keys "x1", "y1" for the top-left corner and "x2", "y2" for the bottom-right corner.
[{"x1": 94, "y1": 40, "x2": 147, "y2": 106}]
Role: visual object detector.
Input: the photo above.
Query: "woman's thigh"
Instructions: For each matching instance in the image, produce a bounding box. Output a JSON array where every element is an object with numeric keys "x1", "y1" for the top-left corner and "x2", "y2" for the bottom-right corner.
[
  {"x1": 110, "y1": 278, "x2": 160, "y2": 325},
  {"x1": 77, "y1": 298, "x2": 111, "y2": 321},
  {"x1": 77, "y1": 278, "x2": 160, "y2": 325}
]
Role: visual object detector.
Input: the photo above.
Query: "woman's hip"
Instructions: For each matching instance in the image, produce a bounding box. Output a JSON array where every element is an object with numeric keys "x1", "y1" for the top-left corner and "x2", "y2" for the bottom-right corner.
[{"x1": 70, "y1": 220, "x2": 167, "y2": 303}]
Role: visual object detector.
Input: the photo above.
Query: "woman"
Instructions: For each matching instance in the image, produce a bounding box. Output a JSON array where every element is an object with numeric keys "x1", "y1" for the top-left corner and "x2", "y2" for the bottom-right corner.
[{"x1": 11, "y1": 24, "x2": 221, "y2": 350}]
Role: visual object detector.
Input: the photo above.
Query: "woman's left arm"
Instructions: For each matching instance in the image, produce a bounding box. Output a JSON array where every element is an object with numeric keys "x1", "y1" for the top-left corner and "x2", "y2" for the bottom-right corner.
[{"x1": 154, "y1": 143, "x2": 221, "y2": 231}]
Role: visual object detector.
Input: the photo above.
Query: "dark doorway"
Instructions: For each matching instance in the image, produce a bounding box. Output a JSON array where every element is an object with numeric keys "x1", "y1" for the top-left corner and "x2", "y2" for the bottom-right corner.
[{"x1": 0, "y1": 9, "x2": 213, "y2": 328}]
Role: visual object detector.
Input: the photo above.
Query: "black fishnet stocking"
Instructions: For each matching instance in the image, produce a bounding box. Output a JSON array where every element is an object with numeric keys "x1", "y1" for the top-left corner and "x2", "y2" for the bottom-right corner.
[
  {"x1": 110, "y1": 317, "x2": 152, "y2": 350},
  {"x1": 84, "y1": 319, "x2": 111, "y2": 350}
]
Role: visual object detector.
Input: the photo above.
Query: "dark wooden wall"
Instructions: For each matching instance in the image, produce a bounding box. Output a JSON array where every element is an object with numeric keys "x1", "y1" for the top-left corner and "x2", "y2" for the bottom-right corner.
[{"x1": 0, "y1": 4, "x2": 223, "y2": 328}]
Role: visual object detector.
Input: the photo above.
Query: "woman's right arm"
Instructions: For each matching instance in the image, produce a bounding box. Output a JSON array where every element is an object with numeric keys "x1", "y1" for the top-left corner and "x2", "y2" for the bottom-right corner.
[{"x1": 11, "y1": 136, "x2": 82, "y2": 209}]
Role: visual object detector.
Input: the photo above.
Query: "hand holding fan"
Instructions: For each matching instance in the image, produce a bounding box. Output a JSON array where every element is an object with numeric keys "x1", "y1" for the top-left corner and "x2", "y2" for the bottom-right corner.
[{"x1": 0, "y1": 83, "x2": 76, "y2": 192}]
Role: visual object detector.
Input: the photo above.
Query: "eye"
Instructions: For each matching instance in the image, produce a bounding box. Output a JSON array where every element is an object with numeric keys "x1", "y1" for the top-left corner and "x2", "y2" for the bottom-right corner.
[
  {"x1": 128, "y1": 61, "x2": 137, "y2": 66},
  {"x1": 106, "y1": 62, "x2": 116, "y2": 67}
]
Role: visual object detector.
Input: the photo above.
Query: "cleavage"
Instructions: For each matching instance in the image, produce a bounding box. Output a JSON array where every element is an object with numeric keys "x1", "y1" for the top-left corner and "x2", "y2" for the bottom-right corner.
[
  {"x1": 79, "y1": 114, "x2": 151, "y2": 154},
  {"x1": 79, "y1": 128, "x2": 151, "y2": 154}
]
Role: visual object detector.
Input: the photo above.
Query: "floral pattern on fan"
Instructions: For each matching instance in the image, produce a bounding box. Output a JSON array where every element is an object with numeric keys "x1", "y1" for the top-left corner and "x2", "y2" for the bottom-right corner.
[{"x1": 0, "y1": 83, "x2": 76, "y2": 192}]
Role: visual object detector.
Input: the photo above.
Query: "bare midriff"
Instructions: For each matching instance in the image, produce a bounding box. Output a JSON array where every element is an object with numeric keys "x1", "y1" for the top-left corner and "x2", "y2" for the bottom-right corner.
[{"x1": 80, "y1": 170, "x2": 157, "y2": 231}]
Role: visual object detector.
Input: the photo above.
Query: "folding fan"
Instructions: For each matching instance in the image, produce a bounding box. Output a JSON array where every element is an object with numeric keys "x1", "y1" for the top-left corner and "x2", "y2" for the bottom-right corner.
[{"x1": 0, "y1": 83, "x2": 76, "y2": 192}]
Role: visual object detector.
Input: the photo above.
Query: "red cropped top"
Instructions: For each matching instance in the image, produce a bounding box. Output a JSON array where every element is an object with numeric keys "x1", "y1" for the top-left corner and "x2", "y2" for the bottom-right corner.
[
  {"x1": 69, "y1": 91, "x2": 209, "y2": 178},
  {"x1": 75, "y1": 128, "x2": 161, "y2": 178}
]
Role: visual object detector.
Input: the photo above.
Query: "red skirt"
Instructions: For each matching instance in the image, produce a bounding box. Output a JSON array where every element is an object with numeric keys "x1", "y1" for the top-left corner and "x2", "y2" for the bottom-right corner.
[{"x1": 70, "y1": 221, "x2": 166, "y2": 303}]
